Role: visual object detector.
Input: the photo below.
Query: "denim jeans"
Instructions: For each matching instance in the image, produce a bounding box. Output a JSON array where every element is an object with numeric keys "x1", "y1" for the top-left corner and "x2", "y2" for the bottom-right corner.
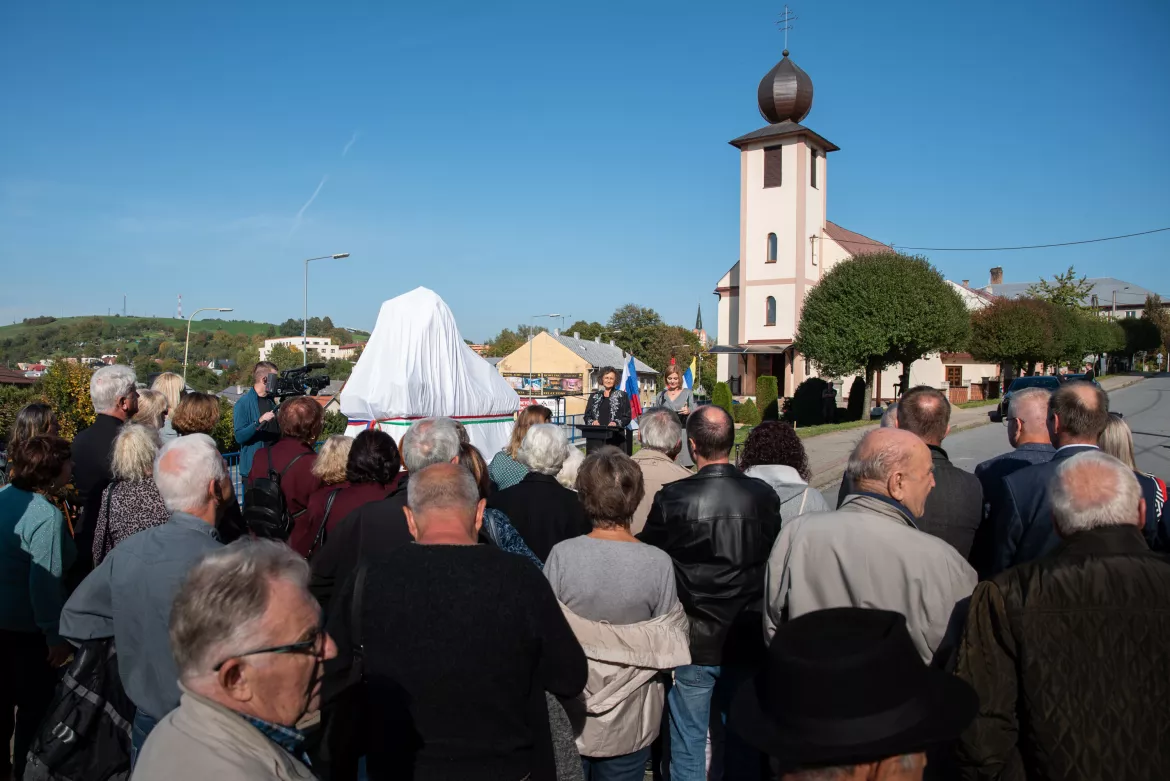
[
  {"x1": 582, "y1": 746, "x2": 651, "y2": 781},
  {"x1": 130, "y1": 708, "x2": 159, "y2": 769},
  {"x1": 667, "y1": 664, "x2": 761, "y2": 781}
]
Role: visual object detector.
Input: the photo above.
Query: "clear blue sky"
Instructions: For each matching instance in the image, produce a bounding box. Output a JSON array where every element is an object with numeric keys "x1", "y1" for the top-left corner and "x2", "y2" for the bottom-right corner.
[{"x1": 2, "y1": 1, "x2": 1168, "y2": 341}]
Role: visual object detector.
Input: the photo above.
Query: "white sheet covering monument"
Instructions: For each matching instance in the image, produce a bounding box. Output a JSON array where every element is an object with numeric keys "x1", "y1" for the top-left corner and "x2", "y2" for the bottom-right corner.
[{"x1": 340, "y1": 287, "x2": 519, "y2": 456}]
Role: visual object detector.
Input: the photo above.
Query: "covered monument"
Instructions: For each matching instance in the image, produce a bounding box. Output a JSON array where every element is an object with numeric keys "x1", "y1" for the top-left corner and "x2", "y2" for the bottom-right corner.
[{"x1": 340, "y1": 287, "x2": 520, "y2": 456}]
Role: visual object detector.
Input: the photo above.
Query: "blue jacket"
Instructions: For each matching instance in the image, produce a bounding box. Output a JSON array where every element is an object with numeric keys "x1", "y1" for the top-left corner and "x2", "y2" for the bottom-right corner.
[
  {"x1": 990, "y1": 444, "x2": 1161, "y2": 576},
  {"x1": 59, "y1": 511, "x2": 222, "y2": 720},
  {"x1": 233, "y1": 387, "x2": 274, "y2": 478},
  {"x1": 0, "y1": 486, "x2": 77, "y2": 644}
]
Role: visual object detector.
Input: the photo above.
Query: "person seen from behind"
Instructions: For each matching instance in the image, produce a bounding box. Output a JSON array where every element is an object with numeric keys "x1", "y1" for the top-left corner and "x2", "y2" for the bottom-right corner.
[
  {"x1": 150, "y1": 371, "x2": 185, "y2": 443},
  {"x1": 545, "y1": 448, "x2": 690, "y2": 780},
  {"x1": 956, "y1": 451, "x2": 1170, "y2": 779},
  {"x1": 488, "y1": 423, "x2": 591, "y2": 562},
  {"x1": 737, "y1": 421, "x2": 829, "y2": 525},
  {"x1": 295, "y1": 430, "x2": 400, "y2": 558},
  {"x1": 133, "y1": 388, "x2": 169, "y2": 433},
  {"x1": 463, "y1": 442, "x2": 542, "y2": 567},
  {"x1": 133, "y1": 539, "x2": 336, "y2": 781},
  {"x1": 170, "y1": 391, "x2": 221, "y2": 437},
  {"x1": 638, "y1": 404, "x2": 783, "y2": 781},
  {"x1": 0, "y1": 436, "x2": 76, "y2": 781},
  {"x1": 60, "y1": 434, "x2": 231, "y2": 762},
  {"x1": 325, "y1": 462, "x2": 587, "y2": 781},
  {"x1": 630, "y1": 408, "x2": 691, "y2": 535},
  {"x1": 1100, "y1": 413, "x2": 1166, "y2": 549},
  {"x1": 246, "y1": 396, "x2": 323, "y2": 543},
  {"x1": 92, "y1": 423, "x2": 169, "y2": 565},
  {"x1": 489, "y1": 405, "x2": 551, "y2": 491}
]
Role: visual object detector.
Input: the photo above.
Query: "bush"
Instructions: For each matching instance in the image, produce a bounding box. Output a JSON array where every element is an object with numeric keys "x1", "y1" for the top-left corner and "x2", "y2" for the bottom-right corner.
[
  {"x1": 211, "y1": 398, "x2": 236, "y2": 454},
  {"x1": 0, "y1": 386, "x2": 43, "y2": 446},
  {"x1": 712, "y1": 382, "x2": 733, "y2": 419},
  {"x1": 785, "y1": 377, "x2": 831, "y2": 426},
  {"x1": 322, "y1": 410, "x2": 348, "y2": 436},
  {"x1": 734, "y1": 398, "x2": 760, "y2": 426},
  {"x1": 756, "y1": 376, "x2": 779, "y2": 421},
  {"x1": 846, "y1": 377, "x2": 867, "y2": 422}
]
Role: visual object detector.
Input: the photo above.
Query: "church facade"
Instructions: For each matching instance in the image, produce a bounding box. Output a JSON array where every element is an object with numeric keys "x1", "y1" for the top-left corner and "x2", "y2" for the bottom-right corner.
[{"x1": 713, "y1": 48, "x2": 890, "y2": 398}]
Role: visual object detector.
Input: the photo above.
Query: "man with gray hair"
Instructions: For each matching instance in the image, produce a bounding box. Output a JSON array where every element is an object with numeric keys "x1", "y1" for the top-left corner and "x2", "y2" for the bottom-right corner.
[
  {"x1": 133, "y1": 539, "x2": 336, "y2": 780},
  {"x1": 956, "y1": 450, "x2": 1170, "y2": 778},
  {"x1": 309, "y1": 416, "x2": 463, "y2": 611},
  {"x1": 60, "y1": 434, "x2": 231, "y2": 762},
  {"x1": 326, "y1": 462, "x2": 587, "y2": 780},
  {"x1": 630, "y1": 408, "x2": 690, "y2": 534},
  {"x1": 765, "y1": 428, "x2": 977, "y2": 663},
  {"x1": 71, "y1": 363, "x2": 140, "y2": 565}
]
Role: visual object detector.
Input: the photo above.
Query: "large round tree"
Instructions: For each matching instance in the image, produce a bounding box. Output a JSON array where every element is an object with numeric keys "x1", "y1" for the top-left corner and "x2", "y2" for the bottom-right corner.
[{"x1": 794, "y1": 252, "x2": 969, "y2": 414}]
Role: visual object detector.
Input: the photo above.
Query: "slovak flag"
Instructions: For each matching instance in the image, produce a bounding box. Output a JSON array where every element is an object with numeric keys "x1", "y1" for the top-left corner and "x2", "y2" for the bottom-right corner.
[
  {"x1": 620, "y1": 355, "x2": 643, "y2": 426},
  {"x1": 683, "y1": 357, "x2": 696, "y2": 390}
]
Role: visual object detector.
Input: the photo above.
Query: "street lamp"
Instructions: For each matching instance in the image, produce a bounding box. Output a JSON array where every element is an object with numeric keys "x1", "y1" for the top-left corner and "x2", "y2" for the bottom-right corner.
[
  {"x1": 528, "y1": 313, "x2": 561, "y2": 397},
  {"x1": 303, "y1": 253, "x2": 350, "y2": 367},
  {"x1": 184, "y1": 307, "x2": 234, "y2": 383}
]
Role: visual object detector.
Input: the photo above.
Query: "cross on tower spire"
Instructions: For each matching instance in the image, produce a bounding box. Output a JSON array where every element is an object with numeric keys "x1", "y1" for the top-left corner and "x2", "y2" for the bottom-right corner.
[{"x1": 776, "y1": 5, "x2": 797, "y2": 54}]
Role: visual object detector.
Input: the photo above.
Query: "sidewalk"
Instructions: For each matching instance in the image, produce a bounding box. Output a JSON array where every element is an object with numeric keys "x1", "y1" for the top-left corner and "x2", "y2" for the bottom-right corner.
[{"x1": 803, "y1": 373, "x2": 1147, "y2": 489}]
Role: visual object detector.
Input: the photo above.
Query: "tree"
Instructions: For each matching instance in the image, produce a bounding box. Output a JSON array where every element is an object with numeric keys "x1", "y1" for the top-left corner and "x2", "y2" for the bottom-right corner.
[
  {"x1": 325, "y1": 358, "x2": 354, "y2": 381},
  {"x1": 734, "y1": 398, "x2": 760, "y2": 426},
  {"x1": 756, "y1": 375, "x2": 779, "y2": 422},
  {"x1": 712, "y1": 382, "x2": 733, "y2": 419},
  {"x1": 794, "y1": 252, "x2": 968, "y2": 414},
  {"x1": 277, "y1": 318, "x2": 301, "y2": 337},
  {"x1": 1027, "y1": 266, "x2": 1094, "y2": 311},
  {"x1": 265, "y1": 325, "x2": 277, "y2": 338},
  {"x1": 969, "y1": 298, "x2": 1054, "y2": 377},
  {"x1": 37, "y1": 361, "x2": 95, "y2": 441},
  {"x1": 210, "y1": 398, "x2": 235, "y2": 454},
  {"x1": 266, "y1": 343, "x2": 301, "y2": 371},
  {"x1": 1144, "y1": 294, "x2": 1170, "y2": 353},
  {"x1": 0, "y1": 385, "x2": 41, "y2": 444},
  {"x1": 608, "y1": 305, "x2": 664, "y2": 359},
  {"x1": 566, "y1": 320, "x2": 604, "y2": 340},
  {"x1": 322, "y1": 410, "x2": 348, "y2": 436},
  {"x1": 640, "y1": 325, "x2": 701, "y2": 380},
  {"x1": 485, "y1": 328, "x2": 525, "y2": 358}
]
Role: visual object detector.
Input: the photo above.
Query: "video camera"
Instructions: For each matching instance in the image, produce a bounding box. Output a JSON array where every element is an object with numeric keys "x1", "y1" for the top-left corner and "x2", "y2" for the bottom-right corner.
[{"x1": 265, "y1": 363, "x2": 331, "y2": 399}]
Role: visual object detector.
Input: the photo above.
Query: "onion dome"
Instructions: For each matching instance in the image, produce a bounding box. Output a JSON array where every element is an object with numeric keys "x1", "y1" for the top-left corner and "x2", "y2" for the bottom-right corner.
[{"x1": 756, "y1": 50, "x2": 814, "y2": 124}]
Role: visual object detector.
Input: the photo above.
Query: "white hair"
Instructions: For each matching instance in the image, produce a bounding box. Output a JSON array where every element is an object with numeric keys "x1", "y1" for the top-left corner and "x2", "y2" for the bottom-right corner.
[
  {"x1": 639, "y1": 408, "x2": 682, "y2": 453},
  {"x1": 517, "y1": 424, "x2": 569, "y2": 476},
  {"x1": 1050, "y1": 450, "x2": 1142, "y2": 535},
  {"x1": 880, "y1": 402, "x2": 898, "y2": 428},
  {"x1": 111, "y1": 423, "x2": 161, "y2": 481},
  {"x1": 1007, "y1": 386, "x2": 1052, "y2": 424},
  {"x1": 556, "y1": 446, "x2": 585, "y2": 490},
  {"x1": 90, "y1": 364, "x2": 137, "y2": 413},
  {"x1": 401, "y1": 417, "x2": 462, "y2": 473},
  {"x1": 169, "y1": 539, "x2": 311, "y2": 680},
  {"x1": 154, "y1": 433, "x2": 227, "y2": 513}
]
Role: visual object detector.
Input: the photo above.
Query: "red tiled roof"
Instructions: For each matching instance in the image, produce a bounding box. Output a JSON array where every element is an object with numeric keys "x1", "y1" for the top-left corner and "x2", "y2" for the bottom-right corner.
[
  {"x1": 824, "y1": 221, "x2": 889, "y2": 257},
  {"x1": 0, "y1": 368, "x2": 35, "y2": 386}
]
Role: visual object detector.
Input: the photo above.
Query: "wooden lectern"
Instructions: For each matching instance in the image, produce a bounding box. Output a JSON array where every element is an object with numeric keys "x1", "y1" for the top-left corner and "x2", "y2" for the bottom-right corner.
[{"x1": 576, "y1": 425, "x2": 633, "y2": 456}]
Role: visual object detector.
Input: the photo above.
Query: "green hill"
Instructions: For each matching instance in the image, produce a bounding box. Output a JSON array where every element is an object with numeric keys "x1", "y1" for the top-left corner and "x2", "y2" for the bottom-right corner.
[{"x1": 0, "y1": 315, "x2": 274, "y2": 339}]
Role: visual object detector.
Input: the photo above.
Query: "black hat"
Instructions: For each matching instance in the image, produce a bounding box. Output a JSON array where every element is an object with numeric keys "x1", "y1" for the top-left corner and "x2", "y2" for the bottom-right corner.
[{"x1": 731, "y1": 607, "x2": 978, "y2": 773}]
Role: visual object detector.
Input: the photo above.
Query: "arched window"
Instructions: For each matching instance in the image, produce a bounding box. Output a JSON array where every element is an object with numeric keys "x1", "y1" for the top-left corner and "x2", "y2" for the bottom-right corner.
[
  {"x1": 765, "y1": 296, "x2": 777, "y2": 326},
  {"x1": 766, "y1": 233, "x2": 778, "y2": 263}
]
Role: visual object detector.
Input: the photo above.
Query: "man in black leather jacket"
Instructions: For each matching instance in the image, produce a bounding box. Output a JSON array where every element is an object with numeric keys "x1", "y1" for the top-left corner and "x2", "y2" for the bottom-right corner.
[{"x1": 639, "y1": 404, "x2": 782, "y2": 781}]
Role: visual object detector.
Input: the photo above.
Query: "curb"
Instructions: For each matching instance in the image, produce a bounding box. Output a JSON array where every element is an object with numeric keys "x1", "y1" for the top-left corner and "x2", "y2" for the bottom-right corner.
[{"x1": 808, "y1": 377, "x2": 1148, "y2": 490}]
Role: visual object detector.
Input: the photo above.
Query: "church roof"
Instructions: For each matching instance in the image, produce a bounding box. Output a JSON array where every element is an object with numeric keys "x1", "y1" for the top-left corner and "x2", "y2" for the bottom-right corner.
[
  {"x1": 728, "y1": 120, "x2": 839, "y2": 151},
  {"x1": 757, "y1": 50, "x2": 814, "y2": 124},
  {"x1": 823, "y1": 221, "x2": 889, "y2": 256}
]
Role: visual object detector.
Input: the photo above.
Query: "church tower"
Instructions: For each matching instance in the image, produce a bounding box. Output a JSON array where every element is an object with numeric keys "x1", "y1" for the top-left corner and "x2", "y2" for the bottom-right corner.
[{"x1": 715, "y1": 47, "x2": 838, "y2": 397}]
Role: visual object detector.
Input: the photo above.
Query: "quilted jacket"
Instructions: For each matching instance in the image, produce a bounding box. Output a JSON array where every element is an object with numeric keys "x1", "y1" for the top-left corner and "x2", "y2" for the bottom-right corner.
[{"x1": 954, "y1": 525, "x2": 1170, "y2": 780}]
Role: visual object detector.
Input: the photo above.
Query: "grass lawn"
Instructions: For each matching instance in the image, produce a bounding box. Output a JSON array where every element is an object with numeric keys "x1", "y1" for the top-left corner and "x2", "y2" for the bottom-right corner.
[
  {"x1": 735, "y1": 418, "x2": 875, "y2": 443},
  {"x1": 956, "y1": 399, "x2": 999, "y2": 409}
]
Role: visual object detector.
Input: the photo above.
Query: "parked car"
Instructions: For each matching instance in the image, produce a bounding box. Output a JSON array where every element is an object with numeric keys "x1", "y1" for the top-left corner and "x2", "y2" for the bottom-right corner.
[
  {"x1": 994, "y1": 375, "x2": 1062, "y2": 421},
  {"x1": 1060, "y1": 373, "x2": 1102, "y2": 387}
]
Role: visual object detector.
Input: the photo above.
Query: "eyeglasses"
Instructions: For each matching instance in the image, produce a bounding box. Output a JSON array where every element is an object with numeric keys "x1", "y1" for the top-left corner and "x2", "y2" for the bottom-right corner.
[{"x1": 212, "y1": 628, "x2": 324, "y2": 672}]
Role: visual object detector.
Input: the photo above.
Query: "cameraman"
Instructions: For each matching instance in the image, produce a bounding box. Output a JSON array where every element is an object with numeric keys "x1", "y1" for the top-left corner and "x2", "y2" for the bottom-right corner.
[{"x1": 233, "y1": 361, "x2": 281, "y2": 479}]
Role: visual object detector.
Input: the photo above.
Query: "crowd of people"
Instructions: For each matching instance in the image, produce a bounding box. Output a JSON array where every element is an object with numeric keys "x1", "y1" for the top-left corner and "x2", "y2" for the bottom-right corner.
[{"x1": 1, "y1": 361, "x2": 1168, "y2": 781}]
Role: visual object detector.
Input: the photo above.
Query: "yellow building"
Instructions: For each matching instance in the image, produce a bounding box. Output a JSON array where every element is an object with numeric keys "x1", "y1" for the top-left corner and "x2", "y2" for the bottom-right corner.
[{"x1": 496, "y1": 331, "x2": 658, "y2": 417}]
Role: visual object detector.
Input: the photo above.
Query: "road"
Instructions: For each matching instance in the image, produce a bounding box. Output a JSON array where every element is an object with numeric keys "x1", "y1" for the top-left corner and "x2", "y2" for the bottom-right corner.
[{"x1": 819, "y1": 375, "x2": 1170, "y2": 501}]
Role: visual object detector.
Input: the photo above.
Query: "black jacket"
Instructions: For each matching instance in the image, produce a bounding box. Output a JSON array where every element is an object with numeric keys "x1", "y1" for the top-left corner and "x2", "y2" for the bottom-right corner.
[
  {"x1": 838, "y1": 445, "x2": 983, "y2": 559},
  {"x1": 487, "y1": 473, "x2": 591, "y2": 563},
  {"x1": 583, "y1": 389, "x2": 632, "y2": 429},
  {"x1": 990, "y1": 445, "x2": 1162, "y2": 576},
  {"x1": 638, "y1": 463, "x2": 782, "y2": 666},
  {"x1": 956, "y1": 526, "x2": 1170, "y2": 779},
  {"x1": 309, "y1": 477, "x2": 412, "y2": 613},
  {"x1": 70, "y1": 414, "x2": 124, "y2": 567}
]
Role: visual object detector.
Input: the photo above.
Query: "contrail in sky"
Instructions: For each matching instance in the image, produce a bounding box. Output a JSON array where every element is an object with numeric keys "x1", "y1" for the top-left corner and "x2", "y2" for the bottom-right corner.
[
  {"x1": 342, "y1": 130, "x2": 360, "y2": 157},
  {"x1": 288, "y1": 174, "x2": 328, "y2": 237}
]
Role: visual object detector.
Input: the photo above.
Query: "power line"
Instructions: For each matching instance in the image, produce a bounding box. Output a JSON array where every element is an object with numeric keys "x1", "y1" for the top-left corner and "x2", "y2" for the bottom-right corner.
[{"x1": 829, "y1": 226, "x2": 1170, "y2": 253}]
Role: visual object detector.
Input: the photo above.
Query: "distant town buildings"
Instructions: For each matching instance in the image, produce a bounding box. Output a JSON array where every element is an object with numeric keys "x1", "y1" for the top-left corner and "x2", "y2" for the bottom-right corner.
[
  {"x1": 980, "y1": 267, "x2": 1168, "y2": 320},
  {"x1": 259, "y1": 337, "x2": 359, "y2": 361}
]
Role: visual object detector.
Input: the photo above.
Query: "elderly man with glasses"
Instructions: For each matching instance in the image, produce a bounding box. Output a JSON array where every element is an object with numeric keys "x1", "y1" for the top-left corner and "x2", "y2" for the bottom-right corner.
[{"x1": 133, "y1": 539, "x2": 336, "y2": 781}]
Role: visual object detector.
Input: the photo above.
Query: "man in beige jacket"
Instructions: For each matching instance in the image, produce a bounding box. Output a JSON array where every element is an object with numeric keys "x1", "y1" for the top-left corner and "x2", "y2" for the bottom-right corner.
[
  {"x1": 764, "y1": 428, "x2": 977, "y2": 664},
  {"x1": 630, "y1": 408, "x2": 691, "y2": 534},
  {"x1": 132, "y1": 540, "x2": 336, "y2": 781}
]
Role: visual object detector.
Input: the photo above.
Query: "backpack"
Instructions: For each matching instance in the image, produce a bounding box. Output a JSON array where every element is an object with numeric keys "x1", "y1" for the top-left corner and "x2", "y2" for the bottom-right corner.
[
  {"x1": 24, "y1": 639, "x2": 135, "y2": 781},
  {"x1": 243, "y1": 441, "x2": 308, "y2": 540}
]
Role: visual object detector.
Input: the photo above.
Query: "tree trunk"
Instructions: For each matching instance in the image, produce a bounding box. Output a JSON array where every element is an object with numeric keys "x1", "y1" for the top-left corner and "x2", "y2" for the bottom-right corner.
[
  {"x1": 899, "y1": 360, "x2": 913, "y2": 398},
  {"x1": 863, "y1": 361, "x2": 876, "y2": 420}
]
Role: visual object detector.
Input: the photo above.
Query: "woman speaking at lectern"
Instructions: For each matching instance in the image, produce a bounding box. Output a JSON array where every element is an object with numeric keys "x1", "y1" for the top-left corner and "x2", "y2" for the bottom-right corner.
[{"x1": 584, "y1": 366, "x2": 632, "y2": 428}]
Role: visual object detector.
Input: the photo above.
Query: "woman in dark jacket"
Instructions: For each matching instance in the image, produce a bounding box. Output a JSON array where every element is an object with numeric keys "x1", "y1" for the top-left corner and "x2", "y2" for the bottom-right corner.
[
  {"x1": 295, "y1": 430, "x2": 401, "y2": 558},
  {"x1": 583, "y1": 367, "x2": 632, "y2": 429}
]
